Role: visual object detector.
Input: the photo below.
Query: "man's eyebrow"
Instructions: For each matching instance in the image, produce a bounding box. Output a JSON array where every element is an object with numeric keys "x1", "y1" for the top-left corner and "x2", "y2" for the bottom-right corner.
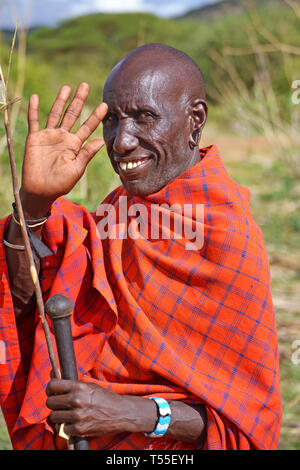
[
  {"x1": 105, "y1": 104, "x2": 160, "y2": 117},
  {"x1": 134, "y1": 107, "x2": 160, "y2": 116}
]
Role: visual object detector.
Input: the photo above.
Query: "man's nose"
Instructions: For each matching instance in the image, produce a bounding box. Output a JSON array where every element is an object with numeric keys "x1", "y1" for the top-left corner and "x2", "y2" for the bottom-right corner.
[{"x1": 113, "y1": 120, "x2": 139, "y2": 155}]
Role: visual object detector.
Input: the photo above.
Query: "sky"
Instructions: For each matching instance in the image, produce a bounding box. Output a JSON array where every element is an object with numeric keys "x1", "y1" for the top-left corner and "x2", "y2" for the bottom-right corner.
[{"x1": 0, "y1": 0, "x2": 218, "y2": 29}]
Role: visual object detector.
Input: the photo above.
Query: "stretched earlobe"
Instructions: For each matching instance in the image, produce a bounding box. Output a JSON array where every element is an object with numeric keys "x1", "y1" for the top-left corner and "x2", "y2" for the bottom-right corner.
[
  {"x1": 189, "y1": 130, "x2": 200, "y2": 150},
  {"x1": 188, "y1": 99, "x2": 208, "y2": 150}
]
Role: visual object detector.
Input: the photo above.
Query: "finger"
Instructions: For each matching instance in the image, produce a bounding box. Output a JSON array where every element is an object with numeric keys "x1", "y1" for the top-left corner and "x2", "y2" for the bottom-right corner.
[
  {"x1": 28, "y1": 94, "x2": 40, "y2": 133},
  {"x1": 46, "y1": 379, "x2": 76, "y2": 396},
  {"x1": 48, "y1": 410, "x2": 75, "y2": 424},
  {"x1": 63, "y1": 423, "x2": 82, "y2": 437},
  {"x1": 60, "y1": 82, "x2": 90, "y2": 131},
  {"x1": 75, "y1": 102, "x2": 108, "y2": 143},
  {"x1": 46, "y1": 394, "x2": 73, "y2": 411},
  {"x1": 46, "y1": 85, "x2": 72, "y2": 129},
  {"x1": 77, "y1": 139, "x2": 105, "y2": 167}
]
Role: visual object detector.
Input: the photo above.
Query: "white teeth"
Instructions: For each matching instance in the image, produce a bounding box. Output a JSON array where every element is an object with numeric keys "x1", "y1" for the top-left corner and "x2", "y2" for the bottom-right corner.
[{"x1": 119, "y1": 160, "x2": 145, "y2": 171}]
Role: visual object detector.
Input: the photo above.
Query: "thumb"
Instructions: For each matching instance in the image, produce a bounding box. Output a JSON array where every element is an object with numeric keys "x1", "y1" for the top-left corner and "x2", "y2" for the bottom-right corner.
[{"x1": 77, "y1": 139, "x2": 105, "y2": 168}]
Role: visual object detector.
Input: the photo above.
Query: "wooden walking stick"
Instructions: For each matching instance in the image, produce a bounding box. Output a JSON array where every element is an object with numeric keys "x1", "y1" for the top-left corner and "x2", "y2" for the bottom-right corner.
[{"x1": 45, "y1": 295, "x2": 90, "y2": 450}]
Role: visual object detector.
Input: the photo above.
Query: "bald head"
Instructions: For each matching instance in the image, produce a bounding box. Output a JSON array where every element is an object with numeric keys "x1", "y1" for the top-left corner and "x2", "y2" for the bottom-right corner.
[
  {"x1": 104, "y1": 43, "x2": 206, "y2": 102},
  {"x1": 102, "y1": 43, "x2": 208, "y2": 197}
]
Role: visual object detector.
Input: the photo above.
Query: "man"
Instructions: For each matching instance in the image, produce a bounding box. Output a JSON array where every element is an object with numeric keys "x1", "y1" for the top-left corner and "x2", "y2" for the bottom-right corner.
[{"x1": 0, "y1": 44, "x2": 281, "y2": 450}]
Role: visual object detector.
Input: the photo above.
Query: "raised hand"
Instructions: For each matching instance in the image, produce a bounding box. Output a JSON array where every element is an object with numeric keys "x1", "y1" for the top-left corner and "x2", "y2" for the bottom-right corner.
[{"x1": 21, "y1": 82, "x2": 107, "y2": 216}]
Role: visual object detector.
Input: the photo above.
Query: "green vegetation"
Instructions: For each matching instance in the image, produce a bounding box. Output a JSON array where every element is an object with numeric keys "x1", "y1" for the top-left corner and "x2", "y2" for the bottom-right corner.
[
  {"x1": 219, "y1": 137, "x2": 300, "y2": 450},
  {"x1": 0, "y1": 0, "x2": 299, "y2": 450}
]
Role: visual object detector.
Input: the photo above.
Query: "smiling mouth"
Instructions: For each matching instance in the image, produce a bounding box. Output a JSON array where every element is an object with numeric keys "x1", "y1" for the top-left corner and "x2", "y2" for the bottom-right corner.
[
  {"x1": 119, "y1": 159, "x2": 145, "y2": 171},
  {"x1": 116, "y1": 157, "x2": 152, "y2": 174}
]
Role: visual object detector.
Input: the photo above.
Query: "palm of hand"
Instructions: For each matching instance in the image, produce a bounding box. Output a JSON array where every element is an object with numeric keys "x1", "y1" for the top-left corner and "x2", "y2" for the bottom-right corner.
[
  {"x1": 22, "y1": 83, "x2": 107, "y2": 204},
  {"x1": 23, "y1": 129, "x2": 83, "y2": 198}
]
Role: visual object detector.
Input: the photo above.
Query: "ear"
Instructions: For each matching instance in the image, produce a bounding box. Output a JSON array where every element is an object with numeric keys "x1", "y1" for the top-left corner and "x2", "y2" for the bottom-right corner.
[{"x1": 188, "y1": 99, "x2": 208, "y2": 150}]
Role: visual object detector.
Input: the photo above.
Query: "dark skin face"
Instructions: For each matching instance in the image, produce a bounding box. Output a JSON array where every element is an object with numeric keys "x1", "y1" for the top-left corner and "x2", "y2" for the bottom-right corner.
[{"x1": 103, "y1": 63, "x2": 207, "y2": 197}]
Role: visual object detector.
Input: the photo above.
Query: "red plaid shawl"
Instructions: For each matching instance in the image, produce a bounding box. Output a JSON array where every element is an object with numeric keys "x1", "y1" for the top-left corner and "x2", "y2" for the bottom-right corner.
[{"x1": 0, "y1": 145, "x2": 281, "y2": 450}]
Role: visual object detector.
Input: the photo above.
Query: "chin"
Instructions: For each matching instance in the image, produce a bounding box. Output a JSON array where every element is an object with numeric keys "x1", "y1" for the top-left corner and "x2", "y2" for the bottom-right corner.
[{"x1": 123, "y1": 182, "x2": 151, "y2": 197}]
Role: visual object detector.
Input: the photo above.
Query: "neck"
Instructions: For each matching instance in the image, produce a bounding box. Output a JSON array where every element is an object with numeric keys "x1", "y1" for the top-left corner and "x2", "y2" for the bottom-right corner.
[{"x1": 186, "y1": 148, "x2": 201, "y2": 171}]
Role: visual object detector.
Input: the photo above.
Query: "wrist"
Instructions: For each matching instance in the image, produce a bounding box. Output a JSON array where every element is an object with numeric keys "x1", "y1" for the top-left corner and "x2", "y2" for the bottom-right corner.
[
  {"x1": 143, "y1": 397, "x2": 171, "y2": 438},
  {"x1": 20, "y1": 188, "x2": 54, "y2": 220},
  {"x1": 120, "y1": 395, "x2": 157, "y2": 435}
]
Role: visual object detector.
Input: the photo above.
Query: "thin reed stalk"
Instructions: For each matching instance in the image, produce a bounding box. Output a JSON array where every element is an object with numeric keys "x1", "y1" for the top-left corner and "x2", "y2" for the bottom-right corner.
[{"x1": 0, "y1": 30, "x2": 60, "y2": 379}]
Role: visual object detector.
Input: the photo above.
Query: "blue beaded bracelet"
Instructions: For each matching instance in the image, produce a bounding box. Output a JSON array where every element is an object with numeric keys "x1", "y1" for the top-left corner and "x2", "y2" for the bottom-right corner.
[{"x1": 144, "y1": 397, "x2": 171, "y2": 438}]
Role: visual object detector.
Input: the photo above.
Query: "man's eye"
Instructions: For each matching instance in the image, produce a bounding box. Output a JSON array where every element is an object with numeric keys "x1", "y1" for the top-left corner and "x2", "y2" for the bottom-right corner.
[
  {"x1": 105, "y1": 114, "x2": 117, "y2": 123},
  {"x1": 136, "y1": 111, "x2": 155, "y2": 122}
]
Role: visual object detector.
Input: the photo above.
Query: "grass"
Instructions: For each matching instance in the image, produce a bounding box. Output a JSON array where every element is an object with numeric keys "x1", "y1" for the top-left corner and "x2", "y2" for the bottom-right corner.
[
  {"x1": 203, "y1": 127, "x2": 300, "y2": 450},
  {"x1": 0, "y1": 412, "x2": 10, "y2": 450}
]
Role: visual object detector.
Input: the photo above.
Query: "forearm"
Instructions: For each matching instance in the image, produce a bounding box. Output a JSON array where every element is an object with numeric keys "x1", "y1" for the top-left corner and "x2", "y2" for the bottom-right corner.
[
  {"x1": 121, "y1": 395, "x2": 206, "y2": 445},
  {"x1": 4, "y1": 191, "x2": 52, "y2": 318},
  {"x1": 5, "y1": 223, "x2": 39, "y2": 319},
  {"x1": 46, "y1": 380, "x2": 207, "y2": 446}
]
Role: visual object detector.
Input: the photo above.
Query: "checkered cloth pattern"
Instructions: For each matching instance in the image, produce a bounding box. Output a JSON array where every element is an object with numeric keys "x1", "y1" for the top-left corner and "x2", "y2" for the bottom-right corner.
[{"x1": 0, "y1": 145, "x2": 281, "y2": 450}]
